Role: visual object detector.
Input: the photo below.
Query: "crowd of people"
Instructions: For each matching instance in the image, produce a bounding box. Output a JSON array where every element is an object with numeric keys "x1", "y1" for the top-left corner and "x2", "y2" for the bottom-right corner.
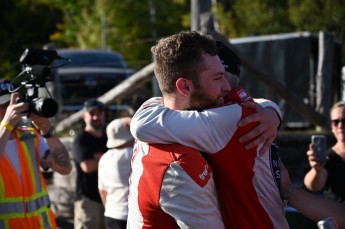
[{"x1": 0, "y1": 30, "x2": 344, "y2": 229}]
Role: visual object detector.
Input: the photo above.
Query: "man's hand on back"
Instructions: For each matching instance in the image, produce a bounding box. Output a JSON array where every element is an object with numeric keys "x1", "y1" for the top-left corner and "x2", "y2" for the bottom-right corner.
[{"x1": 237, "y1": 101, "x2": 280, "y2": 156}]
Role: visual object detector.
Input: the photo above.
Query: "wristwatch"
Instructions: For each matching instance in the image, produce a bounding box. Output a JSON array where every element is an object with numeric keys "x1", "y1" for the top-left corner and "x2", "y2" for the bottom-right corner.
[{"x1": 41, "y1": 127, "x2": 56, "y2": 138}]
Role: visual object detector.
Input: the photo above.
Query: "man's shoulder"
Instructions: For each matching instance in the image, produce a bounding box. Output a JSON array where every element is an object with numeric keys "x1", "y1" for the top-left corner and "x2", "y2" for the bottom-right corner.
[
  {"x1": 149, "y1": 144, "x2": 208, "y2": 171},
  {"x1": 150, "y1": 143, "x2": 200, "y2": 155},
  {"x1": 147, "y1": 143, "x2": 212, "y2": 187}
]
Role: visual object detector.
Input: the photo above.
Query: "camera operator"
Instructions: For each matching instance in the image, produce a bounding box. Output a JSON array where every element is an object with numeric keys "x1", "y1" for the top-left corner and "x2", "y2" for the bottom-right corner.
[{"x1": 0, "y1": 80, "x2": 72, "y2": 228}]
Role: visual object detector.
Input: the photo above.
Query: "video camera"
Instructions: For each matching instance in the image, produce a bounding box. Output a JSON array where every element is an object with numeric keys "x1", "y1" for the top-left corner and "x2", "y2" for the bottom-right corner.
[{"x1": 10, "y1": 48, "x2": 67, "y2": 118}]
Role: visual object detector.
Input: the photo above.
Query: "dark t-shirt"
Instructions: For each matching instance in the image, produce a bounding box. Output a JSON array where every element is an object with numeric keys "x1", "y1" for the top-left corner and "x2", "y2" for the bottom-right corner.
[
  {"x1": 324, "y1": 149, "x2": 345, "y2": 203},
  {"x1": 73, "y1": 130, "x2": 108, "y2": 202}
]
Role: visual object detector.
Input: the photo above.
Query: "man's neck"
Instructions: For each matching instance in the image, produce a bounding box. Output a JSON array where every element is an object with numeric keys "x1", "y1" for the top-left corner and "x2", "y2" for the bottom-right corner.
[
  {"x1": 84, "y1": 127, "x2": 103, "y2": 138},
  {"x1": 163, "y1": 94, "x2": 187, "y2": 111}
]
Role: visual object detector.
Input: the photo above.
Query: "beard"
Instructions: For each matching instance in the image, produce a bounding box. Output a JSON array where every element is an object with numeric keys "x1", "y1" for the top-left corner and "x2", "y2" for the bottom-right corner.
[
  {"x1": 184, "y1": 89, "x2": 221, "y2": 111},
  {"x1": 89, "y1": 121, "x2": 104, "y2": 131}
]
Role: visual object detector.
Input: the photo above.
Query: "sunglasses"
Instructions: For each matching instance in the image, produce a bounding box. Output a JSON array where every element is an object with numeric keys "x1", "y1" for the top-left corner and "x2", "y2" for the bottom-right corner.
[{"x1": 331, "y1": 119, "x2": 345, "y2": 126}]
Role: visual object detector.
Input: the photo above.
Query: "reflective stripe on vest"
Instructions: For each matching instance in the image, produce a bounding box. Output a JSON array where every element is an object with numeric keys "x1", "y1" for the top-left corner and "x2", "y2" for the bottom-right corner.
[
  {"x1": 17, "y1": 129, "x2": 43, "y2": 192},
  {"x1": 0, "y1": 192, "x2": 50, "y2": 215},
  {"x1": 0, "y1": 128, "x2": 56, "y2": 229}
]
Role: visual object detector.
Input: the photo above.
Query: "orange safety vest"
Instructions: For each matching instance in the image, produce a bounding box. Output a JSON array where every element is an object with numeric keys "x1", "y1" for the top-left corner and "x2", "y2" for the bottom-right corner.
[{"x1": 0, "y1": 127, "x2": 57, "y2": 229}]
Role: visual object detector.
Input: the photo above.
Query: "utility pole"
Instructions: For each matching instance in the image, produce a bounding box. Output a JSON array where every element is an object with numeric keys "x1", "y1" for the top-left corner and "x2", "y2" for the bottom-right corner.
[{"x1": 191, "y1": 0, "x2": 212, "y2": 31}]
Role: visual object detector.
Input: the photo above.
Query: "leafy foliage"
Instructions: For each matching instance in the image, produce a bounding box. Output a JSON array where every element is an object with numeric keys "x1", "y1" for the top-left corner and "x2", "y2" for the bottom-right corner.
[
  {"x1": 49, "y1": 0, "x2": 190, "y2": 67},
  {"x1": 1, "y1": 0, "x2": 345, "y2": 79},
  {"x1": 214, "y1": 0, "x2": 345, "y2": 63},
  {"x1": 0, "y1": 0, "x2": 63, "y2": 78}
]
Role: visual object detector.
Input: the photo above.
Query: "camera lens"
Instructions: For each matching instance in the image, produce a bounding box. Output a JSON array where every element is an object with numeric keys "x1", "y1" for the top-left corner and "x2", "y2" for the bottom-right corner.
[{"x1": 31, "y1": 98, "x2": 58, "y2": 118}]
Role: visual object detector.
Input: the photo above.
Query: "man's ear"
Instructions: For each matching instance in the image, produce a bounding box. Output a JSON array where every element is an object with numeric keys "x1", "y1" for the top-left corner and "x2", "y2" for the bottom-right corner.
[{"x1": 176, "y1": 78, "x2": 193, "y2": 96}]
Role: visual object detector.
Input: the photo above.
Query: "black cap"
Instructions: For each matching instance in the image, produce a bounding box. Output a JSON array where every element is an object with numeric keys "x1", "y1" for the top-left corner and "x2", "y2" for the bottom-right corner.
[
  {"x1": 83, "y1": 99, "x2": 105, "y2": 112},
  {"x1": 0, "y1": 80, "x2": 14, "y2": 105},
  {"x1": 216, "y1": 41, "x2": 241, "y2": 77}
]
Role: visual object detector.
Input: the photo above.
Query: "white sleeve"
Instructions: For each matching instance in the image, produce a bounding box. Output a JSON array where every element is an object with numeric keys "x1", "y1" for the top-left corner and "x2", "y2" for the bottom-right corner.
[
  {"x1": 160, "y1": 164, "x2": 224, "y2": 229},
  {"x1": 130, "y1": 97, "x2": 242, "y2": 153},
  {"x1": 253, "y1": 98, "x2": 282, "y2": 120}
]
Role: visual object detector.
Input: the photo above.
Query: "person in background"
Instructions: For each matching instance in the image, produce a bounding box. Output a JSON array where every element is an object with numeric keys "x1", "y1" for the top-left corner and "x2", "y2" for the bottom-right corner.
[
  {"x1": 304, "y1": 101, "x2": 345, "y2": 203},
  {"x1": 0, "y1": 80, "x2": 72, "y2": 228},
  {"x1": 73, "y1": 99, "x2": 107, "y2": 229},
  {"x1": 127, "y1": 31, "x2": 228, "y2": 229},
  {"x1": 98, "y1": 117, "x2": 134, "y2": 229},
  {"x1": 280, "y1": 161, "x2": 345, "y2": 228}
]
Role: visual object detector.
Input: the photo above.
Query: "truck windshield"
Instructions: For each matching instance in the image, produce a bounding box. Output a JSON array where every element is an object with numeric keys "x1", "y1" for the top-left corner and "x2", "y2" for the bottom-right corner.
[
  {"x1": 53, "y1": 68, "x2": 129, "y2": 108},
  {"x1": 53, "y1": 50, "x2": 127, "y2": 69}
]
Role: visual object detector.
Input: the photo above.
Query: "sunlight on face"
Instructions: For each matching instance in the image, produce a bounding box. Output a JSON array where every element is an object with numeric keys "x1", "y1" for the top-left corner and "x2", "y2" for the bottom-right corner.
[
  {"x1": 331, "y1": 106, "x2": 345, "y2": 142},
  {"x1": 186, "y1": 54, "x2": 230, "y2": 110},
  {"x1": 84, "y1": 108, "x2": 105, "y2": 131}
]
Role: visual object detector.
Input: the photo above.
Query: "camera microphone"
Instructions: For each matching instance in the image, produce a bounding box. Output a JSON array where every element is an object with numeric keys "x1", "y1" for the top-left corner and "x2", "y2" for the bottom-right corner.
[
  {"x1": 16, "y1": 48, "x2": 61, "y2": 118},
  {"x1": 20, "y1": 48, "x2": 60, "y2": 66},
  {"x1": 25, "y1": 65, "x2": 51, "y2": 78}
]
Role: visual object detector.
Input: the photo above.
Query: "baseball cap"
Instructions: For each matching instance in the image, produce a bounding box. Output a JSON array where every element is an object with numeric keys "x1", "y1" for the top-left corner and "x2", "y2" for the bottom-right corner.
[
  {"x1": 106, "y1": 117, "x2": 134, "y2": 148},
  {"x1": 83, "y1": 99, "x2": 105, "y2": 112},
  {"x1": 0, "y1": 80, "x2": 14, "y2": 105},
  {"x1": 216, "y1": 41, "x2": 241, "y2": 77}
]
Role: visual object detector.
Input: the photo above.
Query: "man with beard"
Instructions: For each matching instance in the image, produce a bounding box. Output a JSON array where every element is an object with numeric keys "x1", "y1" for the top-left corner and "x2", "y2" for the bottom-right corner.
[
  {"x1": 73, "y1": 99, "x2": 107, "y2": 229},
  {"x1": 127, "y1": 31, "x2": 283, "y2": 228}
]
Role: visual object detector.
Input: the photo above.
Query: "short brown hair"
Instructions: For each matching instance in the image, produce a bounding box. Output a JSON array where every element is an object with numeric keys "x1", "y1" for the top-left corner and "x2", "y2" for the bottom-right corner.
[{"x1": 151, "y1": 31, "x2": 218, "y2": 95}]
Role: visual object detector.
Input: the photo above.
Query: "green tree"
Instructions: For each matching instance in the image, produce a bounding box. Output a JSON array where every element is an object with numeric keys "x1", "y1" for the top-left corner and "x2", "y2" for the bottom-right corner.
[
  {"x1": 2, "y1": 0, "x2": 345, "y2": 77},
  {"x1": 214, "y1": 0, "x2": 345, "y2": 63},
  {"x1": 215, "y1": 0, "x2": 294, "y2": 37},
  {"x1": 288, "y1": 0, "x2": 345, "y2": 36},
  {"x1": 288, "y1": 0, "x2": 345, "y2": 64},
  {"x1": 0, "y1": 0, "x2": 63, "y2": 78},
  {"x1": 49, "y1": 0, "x2": 190, "y2": 67}
]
